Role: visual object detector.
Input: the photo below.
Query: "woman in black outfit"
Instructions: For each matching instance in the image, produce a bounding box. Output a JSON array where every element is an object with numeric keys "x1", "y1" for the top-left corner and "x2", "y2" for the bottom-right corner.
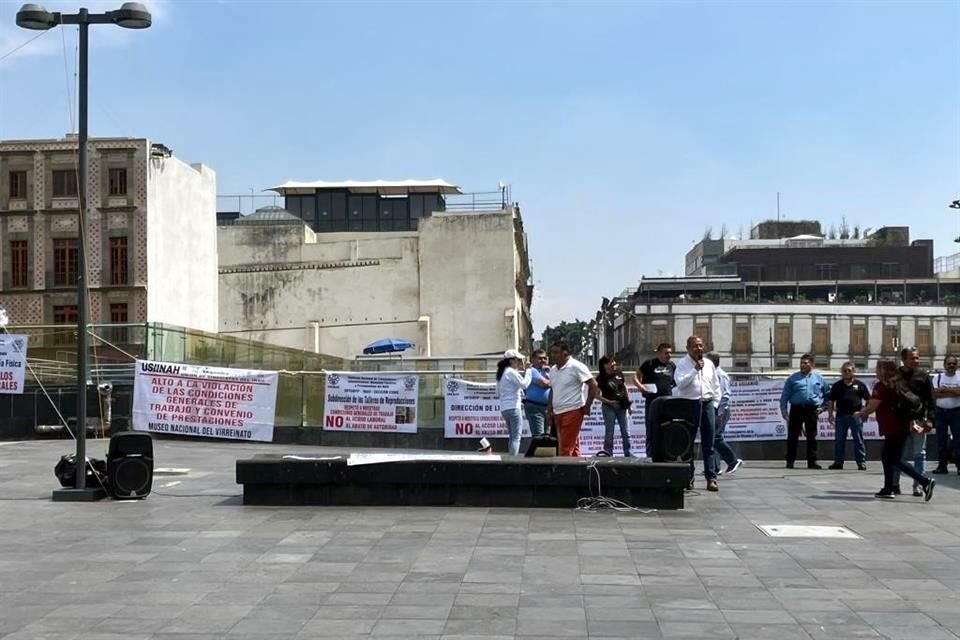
[{"x1": 597, "y1": 356, "x2": 632, "y2": 457}]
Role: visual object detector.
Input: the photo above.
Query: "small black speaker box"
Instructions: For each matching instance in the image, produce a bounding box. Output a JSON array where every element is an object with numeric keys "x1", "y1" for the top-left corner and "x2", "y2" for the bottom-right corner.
[
  {"x1": 107, "y1": 432, "x2": 153, "y2": 499},
  {"x1": 648, "y1": 397, "x2": 699, "y2": 463}
]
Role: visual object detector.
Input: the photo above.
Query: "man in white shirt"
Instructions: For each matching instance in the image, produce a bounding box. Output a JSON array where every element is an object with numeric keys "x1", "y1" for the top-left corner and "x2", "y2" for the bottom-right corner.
[
  {"x1": 932, "y1": 355, "x2": 960, "y2": 475},
  {"x1": 707, "y1": 352, "x2": 743, "y2": 476},
  {"x1": 673, "y1": 336, "x2": 721, "y2": 491},
  {"x1": 546, "y1": 341, "x2": 599, "y2": 456}
]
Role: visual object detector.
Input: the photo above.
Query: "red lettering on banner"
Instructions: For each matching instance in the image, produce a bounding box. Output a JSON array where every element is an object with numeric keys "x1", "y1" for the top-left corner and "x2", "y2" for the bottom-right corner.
[
  {"x1": 455, "y1": 423, "x2": 474, "y2": 435},
  {"x1": 325, "y1": 415, "x2": 344, "y2": 428}
]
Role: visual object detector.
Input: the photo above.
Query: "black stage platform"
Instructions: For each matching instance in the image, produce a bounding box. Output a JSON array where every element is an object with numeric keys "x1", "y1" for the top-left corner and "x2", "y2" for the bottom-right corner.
[{"x1": 236, "y1": 452, "x2": 689, "y2": 509}]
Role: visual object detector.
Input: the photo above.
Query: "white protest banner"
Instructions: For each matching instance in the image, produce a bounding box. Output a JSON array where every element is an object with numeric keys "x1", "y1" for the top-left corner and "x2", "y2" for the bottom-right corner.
[
  {"x1": 0, "y1": 334, "x2": 27, "y2": 394},
  {"x1": 725, "y1": 376, "x2": 881, "y2": 441},
  {"x1": 578, "y1": 387, "x2": 647, "y2": 457},
  {"x1": 724, "y1": 378, "x2": 784, "y2": 441},
  {"x1": 443, "y1": 378, "x2": 531, "y2": 438},
  {"x1": 132, "y1": 360, "x2": 278, "y2": 442},
  {"x1": 323, "y1": 372, "x2": 419, "y2": 433}
]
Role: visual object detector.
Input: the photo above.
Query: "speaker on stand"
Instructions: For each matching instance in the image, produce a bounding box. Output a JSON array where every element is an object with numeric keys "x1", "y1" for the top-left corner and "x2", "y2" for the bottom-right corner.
[{"x1": 107, "y1": 432, "x2": 153, "y2": 499}]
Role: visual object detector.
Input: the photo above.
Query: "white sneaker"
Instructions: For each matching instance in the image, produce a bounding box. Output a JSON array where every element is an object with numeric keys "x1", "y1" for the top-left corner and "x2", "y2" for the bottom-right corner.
[{"x1": 725, "y1": 459, "x2": 743, "y2": 475}]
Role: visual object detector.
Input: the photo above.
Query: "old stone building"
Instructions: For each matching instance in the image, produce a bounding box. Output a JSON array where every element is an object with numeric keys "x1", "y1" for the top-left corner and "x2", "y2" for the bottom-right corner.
[{"x1": 0, "y1": 135, "x2": 218, "y2": 342}]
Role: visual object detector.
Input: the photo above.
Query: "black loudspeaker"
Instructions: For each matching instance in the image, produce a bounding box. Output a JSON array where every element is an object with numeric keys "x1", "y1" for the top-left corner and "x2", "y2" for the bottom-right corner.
[
  {"x1": 107, "y1": 432, "x2": 153, "y2": 499},
  {"x1": 524, "y1": 434, "x2": 558, "y2": 457},
  {"x1": 648, "y1": 397, "x2": 699, "y2": 463}
]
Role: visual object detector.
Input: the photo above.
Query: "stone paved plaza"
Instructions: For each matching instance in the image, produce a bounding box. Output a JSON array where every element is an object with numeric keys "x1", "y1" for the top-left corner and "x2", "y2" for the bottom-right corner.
[{"x1": 1, "y1": 438, "x2": 959, "y2": 640}]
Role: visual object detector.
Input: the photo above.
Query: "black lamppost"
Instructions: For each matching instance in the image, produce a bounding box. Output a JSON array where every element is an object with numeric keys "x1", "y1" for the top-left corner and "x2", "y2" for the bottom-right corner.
[
  {"x1": 16, "y1": 3, "x2": 151, "y2": 502},
  {"x1": 951, "y1": 200, "x2": 960, "y2": 243}
]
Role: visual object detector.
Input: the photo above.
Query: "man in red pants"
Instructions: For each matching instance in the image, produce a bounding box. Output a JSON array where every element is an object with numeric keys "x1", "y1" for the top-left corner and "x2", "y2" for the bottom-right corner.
[{"x1": 546, "y1": 341, "x2": 599, "y2": 456}]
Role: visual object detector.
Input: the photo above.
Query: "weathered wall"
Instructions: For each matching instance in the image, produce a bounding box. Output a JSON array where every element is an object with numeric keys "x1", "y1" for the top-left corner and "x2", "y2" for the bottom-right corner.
[
  {"x1": 146, "y1": 156, "x2": 218, "y2": 332},
  {"x1": 419, "y1": 211, "x2": 520, "y2": 356},
  {"x1": 219, "y1": 231, "x2": 423, "y2": 356},
  {"x1": 219, "y1": 211, "x2": 530, "y2": 359}
]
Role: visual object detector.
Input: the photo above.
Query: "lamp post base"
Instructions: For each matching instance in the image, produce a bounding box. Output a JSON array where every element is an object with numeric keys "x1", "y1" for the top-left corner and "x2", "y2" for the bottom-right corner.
[{"x1": 52, "y1": 487, "x2": 108, "y2": 502}]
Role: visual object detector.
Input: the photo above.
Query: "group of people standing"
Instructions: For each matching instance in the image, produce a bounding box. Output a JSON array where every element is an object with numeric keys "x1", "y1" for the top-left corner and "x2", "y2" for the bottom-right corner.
[
  {"x1": 778, "y1": 346, "x2": 959, "y2": 501},
  {"x1": 495, "y1": 342, "x2": 599, "y2": 457},
  {"x1": 496, "y1": 338, "x2": 957, "y2": 502},
  {"x1": 639, "y1": 337, "x2": 744, "y2": 492},
  {"x1": 494, "y1": 336, "x2": 745, "y2": 493}
]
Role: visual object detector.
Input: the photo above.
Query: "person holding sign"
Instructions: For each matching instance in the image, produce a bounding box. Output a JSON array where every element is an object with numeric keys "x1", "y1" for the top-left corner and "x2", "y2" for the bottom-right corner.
[
  {"x1": 546, "y1": 341, "x2": 599, "y2": 457},
  {"x1": 497, "y1": 349, "x2": 533, "y2": 456},
  {"x1": 596, "y1": 356, "x2": 632, "y2": 457},
  {"x1": 634, "y1": 343, "x2": 676, "y2": 457}
]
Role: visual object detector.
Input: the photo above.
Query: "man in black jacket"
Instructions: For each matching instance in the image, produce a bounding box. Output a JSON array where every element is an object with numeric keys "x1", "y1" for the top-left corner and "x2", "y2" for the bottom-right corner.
[{"x1": 895, "y1": 346, "x2": 935, "y2": 496}]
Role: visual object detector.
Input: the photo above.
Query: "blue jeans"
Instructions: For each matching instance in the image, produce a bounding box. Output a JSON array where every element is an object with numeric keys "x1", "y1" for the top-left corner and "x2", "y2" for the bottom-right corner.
[
  {"x1": 713, "y1": 409, "x2": 738, "y2": 470},
  {"x1": 833, "y1": 414, "x2": 866, "y2": 465},
  {"x1": 883, "y1": 432, "x2": 929, "y2": 492},
  {"x1": 523, "y1": 402, "x2": 548, "y2": 438},
  {"x1": 602, "y1": 404, "x2": 631, "y2": 456},
  {"x1": 501, "y1": 408, "x2": 522, "y2": 456},
  {"x1": 893, "y1": 431, "x2": 926, "y2": 488},
  {"x1": 692, "y1": 402, "x2": 717, "y2": 482},
  {"x1": 935, "y1": 407, "x2": 960, "y2": 468}
]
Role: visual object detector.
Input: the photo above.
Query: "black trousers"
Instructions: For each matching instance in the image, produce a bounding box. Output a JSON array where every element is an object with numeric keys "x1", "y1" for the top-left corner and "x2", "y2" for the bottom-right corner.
[
  {"x1": 786, "y1": 405, "x2": 819, "y2": 465},
  {"x1": 881, "y1": 432, "x2": 927, "y2": 491}
]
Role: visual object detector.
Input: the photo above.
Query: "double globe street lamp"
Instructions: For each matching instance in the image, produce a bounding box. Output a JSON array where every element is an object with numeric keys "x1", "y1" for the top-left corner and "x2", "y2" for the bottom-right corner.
[{"x1": 15, "y1": 3, "x2": 151, "y2": 501}]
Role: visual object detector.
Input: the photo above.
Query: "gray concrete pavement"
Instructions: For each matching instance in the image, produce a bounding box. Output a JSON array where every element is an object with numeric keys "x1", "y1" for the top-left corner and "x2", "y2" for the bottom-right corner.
[{"x1": 1, "y1": 438, "x2": 959, "y2": 639}]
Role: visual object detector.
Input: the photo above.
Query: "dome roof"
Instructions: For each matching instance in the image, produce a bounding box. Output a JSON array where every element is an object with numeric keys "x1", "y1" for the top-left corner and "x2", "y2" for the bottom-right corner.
[{"x1": 237, "y1": 206, "x2": 303, "y2": 225}]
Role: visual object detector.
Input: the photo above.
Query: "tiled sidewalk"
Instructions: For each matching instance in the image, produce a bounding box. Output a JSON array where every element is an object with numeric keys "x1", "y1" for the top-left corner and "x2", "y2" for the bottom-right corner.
[{"x1": 1, "y1": 439, "x2": 959, "y2": 639}]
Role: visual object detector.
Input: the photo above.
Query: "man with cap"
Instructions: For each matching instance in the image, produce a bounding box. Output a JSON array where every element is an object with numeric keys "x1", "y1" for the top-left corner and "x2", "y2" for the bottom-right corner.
[{"x1": 496, "y1": 348, "x2": 532, "y2": 455}]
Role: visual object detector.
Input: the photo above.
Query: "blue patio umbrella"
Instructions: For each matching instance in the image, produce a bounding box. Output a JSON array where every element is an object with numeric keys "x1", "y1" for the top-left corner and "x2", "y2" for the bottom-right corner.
[{"x1": 362, "y1": 338, "x2": 415, "y2": 355}]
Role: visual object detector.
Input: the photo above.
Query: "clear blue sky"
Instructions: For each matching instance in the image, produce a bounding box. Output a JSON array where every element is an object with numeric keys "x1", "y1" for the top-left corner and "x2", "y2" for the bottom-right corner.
[{"x1": 1, "y1": 0, "x2": 958, "y2": 334}]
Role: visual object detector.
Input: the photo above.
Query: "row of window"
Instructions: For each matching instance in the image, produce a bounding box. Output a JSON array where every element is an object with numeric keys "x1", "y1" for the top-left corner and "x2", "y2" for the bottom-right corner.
[
  {"x1": 722, "y1": 323, "x2": 948, "y2": 354},
  {"x1": 285, "y1": 192, "x2": 445, "y2": 233},
  {"x1": 638, "y1": 319, "x2": 956, "y2": 357},
  {"x1": 740, "y1": 262, "x2": 908, "y2": 281},
  {"x1": 7, "y1": 168, "x2": 128, "y2": 199},
  {"x1": 50, "y1": 303, "x2": 129, "y2": 344},
  {"x1": 7, "y1": 237, "x2": 128, "y2": 288},
  {"x1": 53, "y1": 303, "x2": 127, "y2": 323}
]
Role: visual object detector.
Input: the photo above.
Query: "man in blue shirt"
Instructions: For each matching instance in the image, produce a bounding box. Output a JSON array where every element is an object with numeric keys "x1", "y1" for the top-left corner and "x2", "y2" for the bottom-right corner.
[
  {"x1": 522, "y1": 349, "x2": 551, "y2": 437},
  {"x1": 780, "y1": 354, "x2": 828, "y2": 469}
]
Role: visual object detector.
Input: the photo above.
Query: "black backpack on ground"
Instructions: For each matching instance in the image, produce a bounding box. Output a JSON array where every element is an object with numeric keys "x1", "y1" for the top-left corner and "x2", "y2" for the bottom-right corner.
[{"x1": 54, "y1": 454, "x2": 108, "y2": 489}]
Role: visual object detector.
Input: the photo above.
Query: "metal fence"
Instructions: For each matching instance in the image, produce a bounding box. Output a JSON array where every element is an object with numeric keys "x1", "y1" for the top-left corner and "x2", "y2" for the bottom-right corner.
[{"x1": 216, "y1": 194, "x2": 284, "y2": 215}]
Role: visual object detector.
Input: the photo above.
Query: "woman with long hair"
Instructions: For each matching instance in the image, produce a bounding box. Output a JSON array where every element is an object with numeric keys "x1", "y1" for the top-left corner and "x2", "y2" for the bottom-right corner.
[
  {"x1": 497, "y1": 349, "x2": 532, "y2": 456},
  {"x1": 596, "y1": 355, "x2": 632, "y2": 457},
  {"x1": 860, "y1": 358, "x2": 935, "y2": 501}
]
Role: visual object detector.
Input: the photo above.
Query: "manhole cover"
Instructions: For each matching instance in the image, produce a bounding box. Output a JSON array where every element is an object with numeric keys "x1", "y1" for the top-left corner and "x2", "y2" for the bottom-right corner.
[{"x1": 756, "y1": 524, "x2": 861, "y2": 539}]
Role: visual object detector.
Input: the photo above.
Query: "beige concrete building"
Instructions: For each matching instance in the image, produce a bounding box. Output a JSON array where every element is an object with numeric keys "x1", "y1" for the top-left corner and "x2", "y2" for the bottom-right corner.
[
  {"x1": 606, "y1": 299, "x2": 957, "y2": 372},
  {"x1": 218, "y1": 180, "x2": 533, "y2": 358},
  {"x1": 0, "y1": 136, "x2": 218, "y2": 337}
]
